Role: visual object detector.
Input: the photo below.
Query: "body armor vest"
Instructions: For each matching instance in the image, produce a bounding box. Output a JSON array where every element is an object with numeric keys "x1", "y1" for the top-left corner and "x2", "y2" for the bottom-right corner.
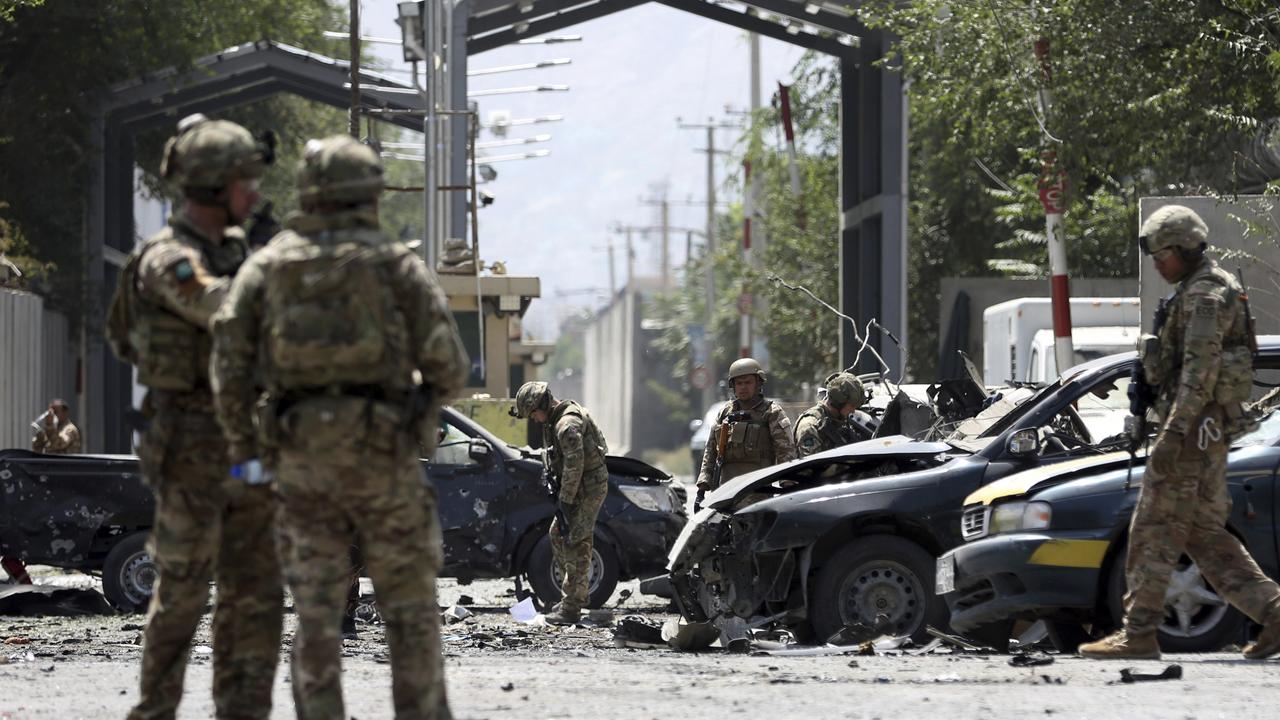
[
  {"x1": 109, "y1": 219, "x2": 246, "y2": 392},
  {"x1": 717, "y1": 397, "x2": 779, "y2": 480},
  {"x1": 795, "y1": 403, "x2": 856, "y2": 453},
  {"x1": 544, "y1": 401, "x2": 609, "y2": 476}
]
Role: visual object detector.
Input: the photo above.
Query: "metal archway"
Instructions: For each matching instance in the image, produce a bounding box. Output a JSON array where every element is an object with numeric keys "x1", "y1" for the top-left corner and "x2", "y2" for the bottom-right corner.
[{"x1": 463, "y1": 0, "x2": 906, "y2": 377}]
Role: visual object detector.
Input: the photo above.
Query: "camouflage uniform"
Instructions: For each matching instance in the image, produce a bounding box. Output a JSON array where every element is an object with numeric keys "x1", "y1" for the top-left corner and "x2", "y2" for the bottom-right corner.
[
  {"x1": 793, "y1": 404, "x2": 855, "y2": 458},
  {"x1": 211, "y1": 135, "x2": 468, "y2": 720},
  {"x1": 1121, "y1": 255, "x2": 1280, "y2": 637},
  {"x1": 696, "y1": 395, "x2": 795, "y2": 491},
  {"x1": 31, "y1": 419, "x2": 80, "y2": 454},
  {"x1": 107, "y1": 116, "x2": 282, "y2": 720},
  {"x1": 542, "y1": 400, "x2": 610, "y2": 615}
]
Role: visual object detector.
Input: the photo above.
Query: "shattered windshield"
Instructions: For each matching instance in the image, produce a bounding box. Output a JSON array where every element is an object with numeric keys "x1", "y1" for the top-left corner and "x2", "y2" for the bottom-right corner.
[{"x1": 943, "y1": 387, "x2": 1039, "y2": 451}]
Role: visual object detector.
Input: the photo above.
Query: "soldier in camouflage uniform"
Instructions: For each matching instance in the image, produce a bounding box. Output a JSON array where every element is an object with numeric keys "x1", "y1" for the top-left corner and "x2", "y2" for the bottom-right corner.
[
  {"x1": 696, "y1": 358, "x2": 796, "y2": 494},
  {"x1": 511, "y1": 381, "x2": 610, "y2": 625},
  {"x1": 794, "y1": 372, "x2": 868, "y2": 458},
  {"x1": 31, "y1": 398, "x2": 81, "y2": 454},
  {"x1": 1080, "y1": 204, "x2": 1280, "y2": 660},
  {"x1": 106, "y1": 114, "x2": 283, "y2": 720},
  {"x1": 211, "y1": 135, "x2": 468, "y2": 720}
]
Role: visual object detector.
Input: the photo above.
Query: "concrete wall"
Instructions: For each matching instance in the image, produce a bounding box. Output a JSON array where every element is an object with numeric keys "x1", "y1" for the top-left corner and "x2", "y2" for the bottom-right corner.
[
  {"x1": 583, "y1": 289, "x2": 634, "y2": 455},
  {"x1": 938, "y1": 277, "x2": 1139, "y2": 375},
  {"x1": 1138, "y1": 196, "x2": 1280, "y2": 332},
  {"x1": 1, "y1": 289, "x2": 77, "y2": 450}
]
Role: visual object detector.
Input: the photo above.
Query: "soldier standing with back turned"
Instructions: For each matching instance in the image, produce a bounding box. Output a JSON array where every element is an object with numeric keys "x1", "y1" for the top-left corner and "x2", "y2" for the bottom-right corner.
[
  {"x1": 106, "y1": 114, "x2": 283, "y2": 720},
  {"x1": 696, "y1": 358, "x2": 796, "y2": 499},
  {"x1": 510, "y1": 381, "x2": 610, "y2": 625},
  {"x1": 211, "y1": 135, "x2": 468, "y2": 719},
  {"x1": 1080, "y1": 204, "x2": 1280, "y2": 660}
]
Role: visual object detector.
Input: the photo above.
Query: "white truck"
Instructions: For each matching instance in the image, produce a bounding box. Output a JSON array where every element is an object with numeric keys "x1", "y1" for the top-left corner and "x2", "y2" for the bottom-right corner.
[{"x1": 983, "y1": 297, "x2": 1141, "y2": 385}]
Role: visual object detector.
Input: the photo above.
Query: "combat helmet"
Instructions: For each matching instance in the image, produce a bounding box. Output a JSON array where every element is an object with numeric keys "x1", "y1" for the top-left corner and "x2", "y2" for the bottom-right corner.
[
  {"x1": 297, "y1": 135, "x2": 385, "y2": 208},
  {"x1": 727, "y1": 357, "x2": 766, "y2": 384},
  {"x1": 510, "y1": 381, "x2": 552, "y2": 419},
  {"x1": 823, "y1": 372, "x2": 868, "y2": 409},
  {"x1": 160, "y1": 114, "x2": 272, "y2": 196},
  {"x1": 1139, "y1": 205, "x2": 1209, "y2": 255}
]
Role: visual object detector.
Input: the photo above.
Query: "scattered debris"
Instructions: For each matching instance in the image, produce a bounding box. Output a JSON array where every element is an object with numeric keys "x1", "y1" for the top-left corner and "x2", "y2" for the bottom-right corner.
[
  {"x1": 4, "y1": 637, "x2": 32, "y2": 645},
  {"x1": 500, "y1": 682, "x2": 515, "y2": 692},
  {"x1": 612, "y1": 589, "x2": 634, "y2": 608},
  {"x1": 827, "y1": 614, "x2": 892, "y2": 645},
  {"x1": 193, "y1": 645, "x2": 213, "y2": 655},
  {"x1": 0, "y1": 585, "x2": 115, "y2": 617},
  {"x1": 442, "y1": 605, "x2": 473, "y2": 624},
  {"x1": 1117, "y1": 665, "x2": 1182, "y2": 684},
  {"x1": 585, "y1": 609, "x2": 615, "y2": 627},
  {"x1": 926, "y1": 626, "x2": 996, "y2": 653},
  {"x1": 1009, "y1": 652, "x2": 1055, "y2": 667},
  {"x1": 1015, "y1": 620, "x2": 1049, "y2": 648},
  {"x1": 457, "y1": 595, "x2": 474, "y2": 606},
  {"x1": 663, "y1": 617, "x2": 719, "y2": 652},
  {"x1": 508, "y1": 598, "x2": 539, "y2": 624},
  {"x1": 614, "y1": 616, "x2": 665, "y2": 649}
]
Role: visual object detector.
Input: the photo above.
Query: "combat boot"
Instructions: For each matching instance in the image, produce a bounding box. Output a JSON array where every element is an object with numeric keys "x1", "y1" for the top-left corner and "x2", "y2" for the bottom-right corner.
[
  {"x1": 1244, "y1": 621, "x2": 1280, "y2": 659},
  {"x1": 1078, "y1": 630, "x2": 1161, "y2": 660},
  {"x1": 545, "y1": 602, "x2": 581, "y2": 626}
]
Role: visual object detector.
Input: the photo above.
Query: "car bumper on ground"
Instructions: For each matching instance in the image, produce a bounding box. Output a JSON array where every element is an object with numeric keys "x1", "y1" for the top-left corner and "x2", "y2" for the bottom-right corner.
[{"x1": 939, "y1": 530, "x2": 1111, "y2": 633}]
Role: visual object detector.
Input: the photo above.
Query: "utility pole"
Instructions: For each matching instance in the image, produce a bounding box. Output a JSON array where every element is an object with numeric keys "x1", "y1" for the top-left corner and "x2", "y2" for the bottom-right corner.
[
  {"x1": 348, "y1": 0, "x2": 360, "y2": 137},
  {"x1": 679, "y1": 117, "x2": 737, "y2": 409},
  {"x1": 639, "y1": 193, "x2": 672, "y2": 289},
  {"x1": 1034, "y1": 37, "x2": 1074, "y2": 375},
  {"x1": 745, "y1": 32, "x2": 765, "y2": 363}
]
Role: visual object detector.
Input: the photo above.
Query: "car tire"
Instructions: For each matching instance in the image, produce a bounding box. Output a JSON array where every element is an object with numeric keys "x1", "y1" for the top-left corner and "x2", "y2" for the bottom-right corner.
[
  {"x1": 809, "y1": 534, "x2": 947, "y2": 644},
  {"x1": 102, "y1": 532, "x2": 156, "y2": 614},
  {"x1": 523, "y1": 531, "x2": 620, "y2": 610},
  {"x1": 1106, "y1": 547, "x2": 1244, "y2": 652},
  {"x1": 1045, "y1": 621, "x2": 1093, "y2": 653}
]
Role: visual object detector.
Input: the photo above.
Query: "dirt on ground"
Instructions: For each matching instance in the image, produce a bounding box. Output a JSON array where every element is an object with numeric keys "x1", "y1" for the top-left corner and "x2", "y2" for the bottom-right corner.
[{"x1": 3, "y1": 572, "x2": 1280, "y2": 719}]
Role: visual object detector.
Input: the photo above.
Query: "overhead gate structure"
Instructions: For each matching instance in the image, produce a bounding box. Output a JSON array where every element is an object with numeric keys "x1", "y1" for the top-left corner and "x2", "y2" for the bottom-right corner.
[{"x1": 85, "y1": 3, "x2": 905, "y2": 451}]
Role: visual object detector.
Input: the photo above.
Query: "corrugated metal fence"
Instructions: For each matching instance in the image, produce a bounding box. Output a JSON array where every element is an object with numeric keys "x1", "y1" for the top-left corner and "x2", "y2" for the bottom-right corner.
[{"x1": 1, "y1": 288, "x2": 77, "y2": 450}]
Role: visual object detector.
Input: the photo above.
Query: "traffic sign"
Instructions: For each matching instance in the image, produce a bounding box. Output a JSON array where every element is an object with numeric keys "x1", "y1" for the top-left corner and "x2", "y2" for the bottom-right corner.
[{"x1": 689, "y1": 365, "x2": 712, "y2": 390}]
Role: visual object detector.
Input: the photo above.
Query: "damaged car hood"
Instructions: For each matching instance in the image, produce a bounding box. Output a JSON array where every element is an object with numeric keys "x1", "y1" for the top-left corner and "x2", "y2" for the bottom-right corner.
[{"x1": 702, "y1": 435, "x2": 954, "y2": 511}]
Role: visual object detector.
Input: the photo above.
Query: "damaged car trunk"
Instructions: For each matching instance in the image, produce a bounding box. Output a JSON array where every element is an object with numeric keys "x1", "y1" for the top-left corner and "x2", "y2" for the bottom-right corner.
[
  {"x1": 669, "y1": 352, "x2": 1150, "y2": 644},
  {"x1": 1, "y1": 407, "x2": 687, "y2": 612}
]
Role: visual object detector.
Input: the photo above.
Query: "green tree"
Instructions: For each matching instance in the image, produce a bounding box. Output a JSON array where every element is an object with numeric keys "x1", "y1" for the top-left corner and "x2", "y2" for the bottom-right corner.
[{"x1": 0, "y1": 0, "x2": 350, "y2": 315}]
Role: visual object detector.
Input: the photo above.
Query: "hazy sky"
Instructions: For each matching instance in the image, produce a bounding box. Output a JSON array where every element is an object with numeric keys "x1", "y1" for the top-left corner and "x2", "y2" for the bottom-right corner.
[{"x1": 361, "y1": 2, "x2": 811, "y2": 339}]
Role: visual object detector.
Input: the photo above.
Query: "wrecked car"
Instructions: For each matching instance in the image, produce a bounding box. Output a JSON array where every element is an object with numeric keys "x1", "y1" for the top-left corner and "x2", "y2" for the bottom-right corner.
[
  {"x1": 939, "y1": 394, "x2": 1280, "y2": 653},
  {"x1": 669, "y1": 350, "x2": 1175, "y2": 644},
  {"x1": 0, "y1": 406, "x2": 686, "y2": 612}
]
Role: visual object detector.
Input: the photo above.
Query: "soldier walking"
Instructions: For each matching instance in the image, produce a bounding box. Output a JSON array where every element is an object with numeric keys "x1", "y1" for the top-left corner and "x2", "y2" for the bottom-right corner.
[
  {"x1": 211, "y1": 135, "x2": 468, "y2": 719},
  {"x1": 106, "y1": 114, "x2": 283, "y2": 720},
  {"x1": 696, "y1": 358, "x2": 796, "y2": 497},
  {"x1": 1080, "y1": 205, "x2": 1280, "y2": 660},
  {"x1": 511, "y1": 381, "x2": 610, "y2": 625},
  {"x1": 794, "y1": 372, "x2": 868, "y2": 458}
]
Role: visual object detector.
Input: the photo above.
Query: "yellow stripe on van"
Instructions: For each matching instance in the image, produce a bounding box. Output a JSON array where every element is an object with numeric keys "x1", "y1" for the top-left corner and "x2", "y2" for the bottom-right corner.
[{"x1": 1027, "y1": 539, "x2": 1110, "y2": 569}]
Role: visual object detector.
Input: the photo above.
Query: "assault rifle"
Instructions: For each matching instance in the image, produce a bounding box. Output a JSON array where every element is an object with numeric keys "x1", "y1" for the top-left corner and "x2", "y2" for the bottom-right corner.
[
  {"x1": 1238, "y1": 268, "x2": 1259, "y2": 360},
  {"x1": 541, "y1": 448, "x2": 570, "y2": 537},
  {"x1": 1125, "y1": 293, "x2": 1173, "y2": 489}
]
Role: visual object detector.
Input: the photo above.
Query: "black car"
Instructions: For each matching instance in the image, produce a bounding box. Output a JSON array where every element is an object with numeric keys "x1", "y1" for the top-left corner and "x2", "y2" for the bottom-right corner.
[
  {"x1": 669, "y1": 340, "x2": 1280, "y2": 644},
  {"x1": 0, "y1": 406, "x2": 687, "y2": 612},
  {"x1": 939, "y1": 408, "x2": 1280, "y2": 653}
]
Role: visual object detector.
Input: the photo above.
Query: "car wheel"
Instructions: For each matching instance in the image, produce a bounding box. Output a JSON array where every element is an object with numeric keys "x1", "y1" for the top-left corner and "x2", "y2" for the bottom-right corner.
[
  {"x1": 102, "y1": 532, "x2": 155, "y2": 613},
  {"x1": 809, "y1": 534, "x2": 947, "y2": 643},
  {"x1": 523, "y1": 532, "x2": 620, "y2": 610},
  {"x1": 1106, "y1": 548, "x2": 1244, "y2": 652}
]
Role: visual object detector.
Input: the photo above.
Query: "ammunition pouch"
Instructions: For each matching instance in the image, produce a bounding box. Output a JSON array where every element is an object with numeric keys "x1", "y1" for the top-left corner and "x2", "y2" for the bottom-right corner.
[
  {"x1": 1223, "y1": 401, "x2": 1259, "y2": 442},
  {"x1": 1137, "y1": 333, "x2": 1162, "y2": 385},
  {"x1": 1214, "y1": 344, "x2": 1254, "y2": 405}
]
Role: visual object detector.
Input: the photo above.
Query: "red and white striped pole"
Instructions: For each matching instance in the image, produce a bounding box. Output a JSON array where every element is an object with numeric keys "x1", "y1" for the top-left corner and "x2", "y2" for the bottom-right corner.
[
  {"x1": 740, "y1": 159, "x2": 753, "y2": 358},
  {"x1": 778, "y1": 82, "x2": 805, "y2": 230},
  {"x1": 1035, "y1": 38, "x2": 1074, "y2": 374}
]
